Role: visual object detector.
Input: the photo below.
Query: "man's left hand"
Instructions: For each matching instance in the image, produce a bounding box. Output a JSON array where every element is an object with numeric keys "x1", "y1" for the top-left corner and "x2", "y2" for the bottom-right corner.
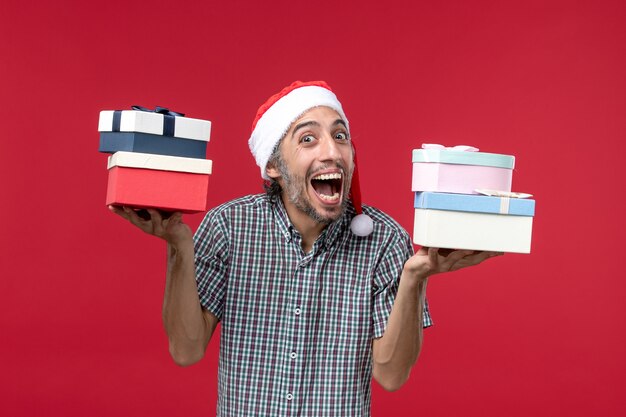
[{"x1": 404, "y1": 247, "x2": 503, "y2": 281}]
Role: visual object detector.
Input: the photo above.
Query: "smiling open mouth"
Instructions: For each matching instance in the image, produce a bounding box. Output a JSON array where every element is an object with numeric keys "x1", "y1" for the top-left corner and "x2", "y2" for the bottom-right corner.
[{"x1": 310, "y1": 172, "x2": 343, "y2": 202}]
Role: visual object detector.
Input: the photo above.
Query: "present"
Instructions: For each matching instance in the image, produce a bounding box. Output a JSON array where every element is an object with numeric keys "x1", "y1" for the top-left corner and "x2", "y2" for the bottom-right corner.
[
  {"x1": 98, "y1": 106, "x2": 211, "y2": 141},
  {"x1": 412, "y1": 144, "x2": 515, "y2": 194},
  {"x1": 412, "y1": 191, "x2": 535, "y2": 253},
  {"x1": 99, "y1": 132, "x2": 207, "y2": 159},
  {"x1": 106, "y1": 152, "x2": 213, "y2": 213}
]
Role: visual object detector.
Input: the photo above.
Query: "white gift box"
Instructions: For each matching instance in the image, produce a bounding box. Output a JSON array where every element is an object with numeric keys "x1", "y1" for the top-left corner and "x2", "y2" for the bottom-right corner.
[
  {"x1": 413, "y1": 192, "x2": 535, "y2": 253},
  {"x1": 98, "y1": 108, "x2": 211, "y2": 141}
]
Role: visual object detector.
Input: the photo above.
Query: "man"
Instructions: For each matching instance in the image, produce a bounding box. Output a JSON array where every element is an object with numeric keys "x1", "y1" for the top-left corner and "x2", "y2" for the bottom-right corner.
[{"x1": 110, "y1": 80, "x2": 500, "y2": 416}]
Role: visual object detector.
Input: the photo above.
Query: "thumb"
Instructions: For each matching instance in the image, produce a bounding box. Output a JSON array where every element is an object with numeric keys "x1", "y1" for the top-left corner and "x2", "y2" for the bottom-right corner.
[
  {"x1": 165, "y1": 212, "x2": 186, "y2": 230},
  {"x1": 416, "y1": 246, "x2": 429, "y2": 256},
  {"x1": 427, "y1": 247, "x2": 439, "y2": 260}
]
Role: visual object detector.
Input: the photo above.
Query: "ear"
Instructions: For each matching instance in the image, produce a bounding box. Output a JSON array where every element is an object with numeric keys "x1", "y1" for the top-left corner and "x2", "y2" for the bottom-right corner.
[{"x1": 265, "y1": 160, "x2": 281, "y2": 179}]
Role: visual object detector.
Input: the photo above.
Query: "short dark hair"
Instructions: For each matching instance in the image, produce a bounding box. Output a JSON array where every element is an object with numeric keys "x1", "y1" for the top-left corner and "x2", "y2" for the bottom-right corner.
[{"x1": 263, "y1": 141, "x2": 283, "y2": 203}]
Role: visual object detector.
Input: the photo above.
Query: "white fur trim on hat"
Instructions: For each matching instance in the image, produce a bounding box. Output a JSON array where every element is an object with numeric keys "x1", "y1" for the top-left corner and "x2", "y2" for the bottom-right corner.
[{"x1": 248, "y1": 85, "x2": 349, "y2": 180}]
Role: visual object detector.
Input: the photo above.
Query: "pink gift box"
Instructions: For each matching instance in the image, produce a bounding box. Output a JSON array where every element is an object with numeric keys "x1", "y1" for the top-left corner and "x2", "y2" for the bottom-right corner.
[{"x1": 412, "y1": 145, "x2": 515, "y2": 194}]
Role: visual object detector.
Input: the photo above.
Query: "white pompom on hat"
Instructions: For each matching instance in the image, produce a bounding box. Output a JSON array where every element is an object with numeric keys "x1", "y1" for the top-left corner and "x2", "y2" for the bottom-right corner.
[{"x1": 248, "y1": 80, "x2": 373, "y2": 237}]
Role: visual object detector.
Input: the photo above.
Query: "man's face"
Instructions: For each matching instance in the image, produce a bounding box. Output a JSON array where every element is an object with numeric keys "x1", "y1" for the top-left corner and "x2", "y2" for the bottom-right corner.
[{"x1": 268, "y1": 106, "x2": 354, "y2": 224}]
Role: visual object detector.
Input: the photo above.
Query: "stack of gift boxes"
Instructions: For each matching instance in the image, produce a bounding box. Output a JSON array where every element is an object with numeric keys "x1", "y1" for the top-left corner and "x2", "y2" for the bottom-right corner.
[
  {"x1": 98, "y1": 106, "x2": 213, "y2": 213},
  {"x1": 411, "y1": 144, "x2": 536, "y2": 253}
]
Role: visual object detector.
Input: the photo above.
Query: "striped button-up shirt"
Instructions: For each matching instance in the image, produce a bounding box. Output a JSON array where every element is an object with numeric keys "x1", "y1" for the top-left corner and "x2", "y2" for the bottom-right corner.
[{"x1": 194, "y1": 194, "x2": 432, "y2": 417}]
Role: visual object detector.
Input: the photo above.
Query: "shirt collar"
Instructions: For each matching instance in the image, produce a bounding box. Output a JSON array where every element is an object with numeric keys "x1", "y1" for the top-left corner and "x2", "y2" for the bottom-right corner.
[
  {"x1": 270, "y1": 195, "x2": 294, "y2": 242},
  {"x1": 269, "y1": 195, "x2": 351, "y2": 250}
]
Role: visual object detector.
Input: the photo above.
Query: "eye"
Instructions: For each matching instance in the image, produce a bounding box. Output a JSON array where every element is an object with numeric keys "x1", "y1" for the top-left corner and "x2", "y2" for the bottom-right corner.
[
  {"x1": 335, "y1": 132, "x2": 349, "y2": 141},
  {"x1": 300, "y1": 135, "x2": 315, "y2": 143}
]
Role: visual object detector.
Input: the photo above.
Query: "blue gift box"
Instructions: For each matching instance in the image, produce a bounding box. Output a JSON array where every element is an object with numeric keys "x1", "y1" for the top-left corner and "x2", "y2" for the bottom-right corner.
[
  {"x1": 413, "y1": 192, "x2": 536, "y2": 253},
  {"x1": 414, "y1": 192, "x2": 535, "y2": 216},
  {"x1": 99, "y1": 132, "x2": 207, "y2": 159}
]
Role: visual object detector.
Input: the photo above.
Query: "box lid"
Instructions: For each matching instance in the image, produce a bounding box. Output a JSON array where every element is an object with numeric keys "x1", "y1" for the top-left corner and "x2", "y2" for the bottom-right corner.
[
  {"x1": 98, "y1": 109, "x2": 212, "y2": 141},
  {"x1": 412, "y1": 147, "x2": 515, "y2": 169},
  {"x1": 108, "y1": 151, "x2": 213, "y2": 174},
  {"x1": 414, "y1": 192, "x2": 535, "y2": 216}
]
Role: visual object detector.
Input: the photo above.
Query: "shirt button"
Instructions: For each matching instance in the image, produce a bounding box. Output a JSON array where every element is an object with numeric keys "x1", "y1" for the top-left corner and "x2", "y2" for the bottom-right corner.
[
  {"x1": 294, "y1": 307, "x2": 301, "y2": 315},
  {"x1": 290, "y1": 352, "x2": 297, "y2": 359},
  {"x1": 286, "y1": 393, "x2": 293, "y2": 401}
]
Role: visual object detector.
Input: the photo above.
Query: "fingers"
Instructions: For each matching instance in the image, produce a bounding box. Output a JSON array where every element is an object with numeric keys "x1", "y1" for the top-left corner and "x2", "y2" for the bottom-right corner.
[
  {"x1": 146, "y1": 209, "x2": 182, "y2": 237},
  {"x1": 467, "y1": 251, "x2": 503, "y2": 264},
  {"x1": 109, "y1": 205, "x2": 139, "y2": 224},
  {"x1": 444, "y1": 249, "x2": 475, "y2": 263},
  {"x1": 448, "y1": 250, "x2": 503, "y2": 271},
  {"x1": 108, "y1": 204, "x2": 129, "y2": 220},
  {"x1": 465, "y1": 250, "x2": 501, "y2": 263},
  {"x1": 123, "y1": 206, "x2": 148, "y2": 226},
  {"x1": 421, "y1": 247, "x2": 469, "y2": 269},
  {"x1": 108, "y1": 205, "x2": 189, "y2": 244},
  {"x1": 408, "y1": 247, "x2": 503, "y2": 278},
  {"x1": 168, "y1": 212, "x2": 183, "y2": 226},
  {"x1": 109, "y1": 205, "x2": 156, "y2": 235},
  {"x1": 423, "y1": 248, "x2": 503, "y2": 274},
  {"x1": 436, "y1": 250, "x2": 468, "y2": 271},
  {"x1": 436, "y1": 248, "x2": 456, "y2": 257}
]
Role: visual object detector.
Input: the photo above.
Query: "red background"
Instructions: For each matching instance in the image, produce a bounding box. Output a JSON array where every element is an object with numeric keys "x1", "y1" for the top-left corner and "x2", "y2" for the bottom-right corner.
[{"x1": 1, "y1": 0, "x2": 625, "y2": 416}]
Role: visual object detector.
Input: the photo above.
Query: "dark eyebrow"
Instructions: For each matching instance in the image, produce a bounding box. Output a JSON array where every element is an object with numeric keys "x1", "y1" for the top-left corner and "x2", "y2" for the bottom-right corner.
[
  {"x1": 291, "y1": 121, "x2": 320, "y2": 138},
  {"x1": 333, "y1": 119, "x2": 347, "y2": 129},
  {"x1": 291, "y1": 118, "x2": 348, "y2": 138}
]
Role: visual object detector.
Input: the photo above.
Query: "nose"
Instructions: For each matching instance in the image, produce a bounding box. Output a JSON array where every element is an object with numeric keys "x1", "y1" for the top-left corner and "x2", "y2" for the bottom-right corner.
[{"x1": 318, "y1": 134, "x2": 342, "y2": 162}]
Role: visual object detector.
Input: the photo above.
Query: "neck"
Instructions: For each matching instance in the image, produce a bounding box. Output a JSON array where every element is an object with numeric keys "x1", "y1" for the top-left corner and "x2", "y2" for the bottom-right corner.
[{"x1": 280, "y1": 194, "x2": 326, "y2": 253}]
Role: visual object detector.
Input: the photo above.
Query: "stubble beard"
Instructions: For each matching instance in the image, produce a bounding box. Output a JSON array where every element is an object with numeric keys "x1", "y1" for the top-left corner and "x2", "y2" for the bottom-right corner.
[{"x1": 276, "y1": 156, "x2": 352, "y2": 225}]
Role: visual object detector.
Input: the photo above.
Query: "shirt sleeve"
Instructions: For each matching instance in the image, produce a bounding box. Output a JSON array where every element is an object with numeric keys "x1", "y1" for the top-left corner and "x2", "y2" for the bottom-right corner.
[
  {"x1": 193, "y1": 208, "x2": 230, "y2": 320},
  {"x1": 371, "y1": 231, "x2": 433, "y2": 339}
]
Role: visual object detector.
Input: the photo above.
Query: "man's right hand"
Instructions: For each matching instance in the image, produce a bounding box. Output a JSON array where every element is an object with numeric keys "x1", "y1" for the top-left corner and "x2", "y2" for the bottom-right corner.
[{"x1": 108, "y1": 205, "x2": 193, "y2": 246}]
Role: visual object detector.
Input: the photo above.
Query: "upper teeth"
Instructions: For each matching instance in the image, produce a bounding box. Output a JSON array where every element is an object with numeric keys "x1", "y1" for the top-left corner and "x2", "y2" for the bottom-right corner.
[{"x1": 312, "y1": 173, "x2": 342, "y2": 180}]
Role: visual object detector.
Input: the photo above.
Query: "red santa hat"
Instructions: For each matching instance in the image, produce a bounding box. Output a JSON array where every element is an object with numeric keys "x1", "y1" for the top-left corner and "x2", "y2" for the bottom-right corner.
[{"x1": 248, "y1": 80, "x2": 373, "y2": 236}]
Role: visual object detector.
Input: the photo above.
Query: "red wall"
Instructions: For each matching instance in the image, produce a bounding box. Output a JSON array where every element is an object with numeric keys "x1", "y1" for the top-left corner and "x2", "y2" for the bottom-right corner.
[{"x1": 1, "y1": 0, "x2": 625, "y2": 416}]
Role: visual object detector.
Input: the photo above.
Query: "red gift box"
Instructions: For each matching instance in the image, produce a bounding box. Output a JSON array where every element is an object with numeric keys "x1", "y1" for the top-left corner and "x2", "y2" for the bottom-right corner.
[{"x1": 106, "y1": 152, "x2": 212, "y2": 213}]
